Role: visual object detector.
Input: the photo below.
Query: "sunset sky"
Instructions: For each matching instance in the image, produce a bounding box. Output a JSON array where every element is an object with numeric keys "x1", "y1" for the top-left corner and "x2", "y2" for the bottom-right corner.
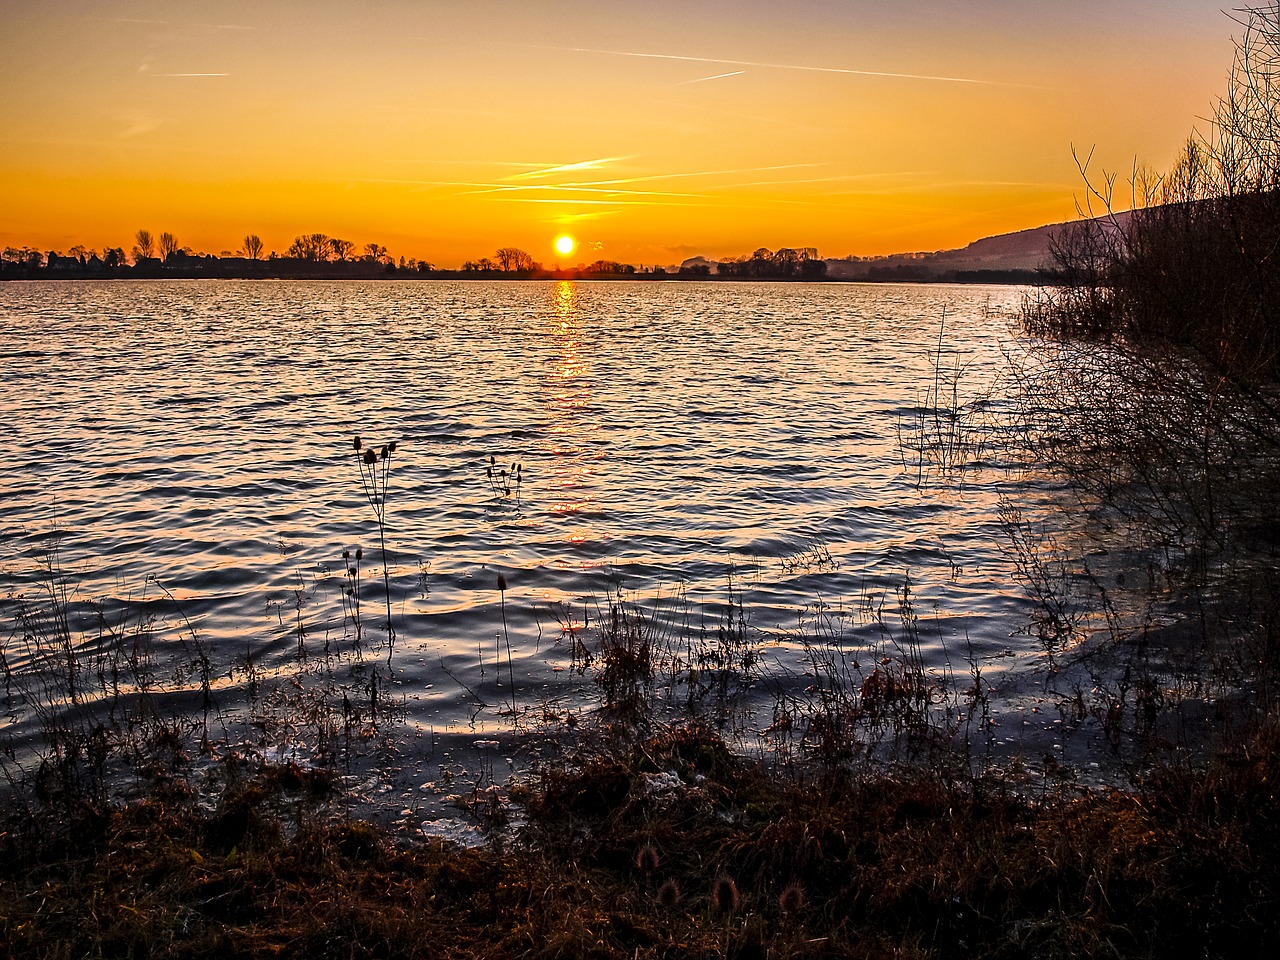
[{"x1": 0, "y1": 1, "x2": 1240, "y2": 267}]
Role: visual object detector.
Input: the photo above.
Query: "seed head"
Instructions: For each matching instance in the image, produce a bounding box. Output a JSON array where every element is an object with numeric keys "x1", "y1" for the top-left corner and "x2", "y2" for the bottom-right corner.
[
  {"x1": 353, "y1": 436, "x2": 362, "y2": 451},
  {"x1": 657, "y1": 878, "x2": 681, "y2": 909},
  {"x1": 355, "y1": 548, "x2": 363, "y2": 561},
  {"x1": 635, "y1": 843, "x2": 659, "y2": 874},
  {"x1": 389, "y1": 441, "x2": 398, "y2": 453},
  {"x1": 363, "y1": 449, "x2": 376, "y2": 465},
  {"x1": 779, "y1": 881, "x2": 805, "y2": 914},
  {"x1": 343, "y1": 549, "x2": 350, "y2": 560},
  {"x1": 497, "y1": 573, "x2": 507, "y2": 592},
  {"x1": 380, "y1": 444, "x2": 389, "y2": 460},
  {"x1": 712, "y1": 875, "x2": 739, "y2": 914}
]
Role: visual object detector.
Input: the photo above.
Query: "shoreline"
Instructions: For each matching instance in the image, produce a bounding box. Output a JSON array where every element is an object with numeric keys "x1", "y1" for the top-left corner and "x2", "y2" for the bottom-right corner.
[{"x1": 0, "y1": 268, "x2": 1047, "y2": 285}]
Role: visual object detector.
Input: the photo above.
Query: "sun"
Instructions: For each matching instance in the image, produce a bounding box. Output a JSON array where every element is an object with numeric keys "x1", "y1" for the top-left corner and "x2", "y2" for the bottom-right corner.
[{"x1": 554, "y1": 234, "x2": 575, "y2": 257}]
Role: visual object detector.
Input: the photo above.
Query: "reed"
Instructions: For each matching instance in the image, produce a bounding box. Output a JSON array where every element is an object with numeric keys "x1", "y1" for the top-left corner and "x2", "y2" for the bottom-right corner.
[{"x1": 353, "y1": 436, "x2": 398, "y2": 660}]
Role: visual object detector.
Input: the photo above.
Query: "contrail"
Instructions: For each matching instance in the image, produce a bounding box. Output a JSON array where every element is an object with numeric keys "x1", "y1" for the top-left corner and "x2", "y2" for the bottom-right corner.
[
  {"x1": 506, "y1": 156, "x2": 632, "y2": 181},
  {"x1": 539, "y1": 44, "x2": 1000, "y2": 86},
  {"x1": 678, "y1": 70, "x2": 746, "y2": 85}
]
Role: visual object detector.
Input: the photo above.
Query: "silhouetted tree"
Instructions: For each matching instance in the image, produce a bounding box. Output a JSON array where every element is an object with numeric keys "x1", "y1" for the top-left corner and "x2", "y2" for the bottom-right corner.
[
  {"x1": 363, "y1": 242, "x2": 390, "y2": 264},
  {"x1": 243, "y1": 234, "x2": 264, "y2": 259},
  {"x1": 585, "y1": 260, "x2": 635, "y2": 275},
  {"x1": 800, "y1": 256, "x2": 828, "y2": 278},
  {"x1": 495, "y1": 247, "x2": 539, "y2": 272},
  {"x1": 772, "y1": 247, "x2": 801, "y2": 277},
  {"x1": 103, "y1": 247, "x2": 126, "y2": 268},
  {"x1": 2, "y1": 246, "x2": 43, "y2": 270},
  {"x1": 329, "y1": 237, "x2": 355, "y2": 261},
  {"x1": 133, "y1": 229, "x2": 155, "y2": 260},
  {"x1": 158, "y1": 232, "x2": 179, "y2": 260},
  {"x1": 287, "y1": 233, "x2": 331, "y2": 261}
]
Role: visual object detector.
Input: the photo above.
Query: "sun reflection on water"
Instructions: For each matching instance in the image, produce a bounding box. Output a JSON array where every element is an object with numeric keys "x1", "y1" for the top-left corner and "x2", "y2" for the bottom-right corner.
[{"x1": 540, "y1": 281, "x2": 603, "y2": 550}]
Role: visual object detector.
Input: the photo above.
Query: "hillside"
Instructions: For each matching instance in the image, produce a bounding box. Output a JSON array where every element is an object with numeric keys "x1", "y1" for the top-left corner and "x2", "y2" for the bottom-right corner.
[{"x1": 679, "y1": 213, "x2": 1135, "y2": 282}]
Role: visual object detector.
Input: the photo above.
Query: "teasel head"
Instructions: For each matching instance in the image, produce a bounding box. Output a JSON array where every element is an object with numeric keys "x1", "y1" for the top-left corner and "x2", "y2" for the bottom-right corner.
[
  {"x1": 779, "y1": 881, "x2": 805, "y2": 915},
  {"x1": 389, "y1": 441, "x2": 398, "y2": 453},
  {"x1": 712, "y1": 875, "x2": 739, "y2": 914},
  {"x1": 497, "y1": 573, "x2": 507, "y2": 592},
  {"x1": 355, "y1": 548, "x2": 363, "y2": 561},
  {"x1": 353, "y1": 436, "x2": 362, "y2": 451},
  {"x1": 657, "y1": 878, "x2": 681, "y2": 909},
  {"x1": 635, "y1": 843, "x2": 659, "y2": 875},
  {"x1": 343, "y1": 549, "x2": 350, "y2": 561},
  {"x1": 363, "y1": 449, "x2": 377, "y2": 465},
  {"x1": 380, "y1": 444, "x2": 389, "y2": 460}
]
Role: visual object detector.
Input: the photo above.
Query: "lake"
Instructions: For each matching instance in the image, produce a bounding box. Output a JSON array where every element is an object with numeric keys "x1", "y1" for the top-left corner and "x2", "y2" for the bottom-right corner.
[{"x1": 1, "y1": 279, "x2": 1064, "y2": 810}]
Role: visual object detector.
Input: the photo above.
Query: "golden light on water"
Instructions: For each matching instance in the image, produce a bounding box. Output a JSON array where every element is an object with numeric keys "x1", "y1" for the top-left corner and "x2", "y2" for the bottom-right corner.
[{"x1": 540, "y1": 281, "x2": 600, "y2": 546}]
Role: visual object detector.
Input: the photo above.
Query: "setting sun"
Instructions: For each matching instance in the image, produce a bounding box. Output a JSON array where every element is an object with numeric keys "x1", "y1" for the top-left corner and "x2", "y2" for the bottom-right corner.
[{"x1": 554, "y1": 235, "x2": 576, "y2": 257}]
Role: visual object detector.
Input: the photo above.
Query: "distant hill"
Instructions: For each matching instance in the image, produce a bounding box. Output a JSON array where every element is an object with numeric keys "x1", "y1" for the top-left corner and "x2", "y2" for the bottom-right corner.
[
  {"x1": 825, "y1": 221, "x2": 1068, "y2": 281},
  {"x1": 680, "y1": 214, "x2": 1133, "y2": 283}
]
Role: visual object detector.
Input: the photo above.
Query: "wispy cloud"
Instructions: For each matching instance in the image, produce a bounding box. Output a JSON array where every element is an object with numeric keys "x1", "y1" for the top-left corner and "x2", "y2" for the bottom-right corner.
[
  {"x1": 111, "y1": 18, "x2": 252, "y2": 31},
  {"x1": 505, "y1": 156, "x2": 632, "y2": 181},
  {"x1": 529, "y1": 44, "x2": 1011, "y2": 86},
  {"x1": 115, "y1": 112, "x2": 162, "y2": 140},
  {"x1": 678, "y1": 70, "x2": 746, "y2": 85},
  {"x1": 553, "y1": 162, "x2": 826, "y2": 188},
  {"x1": 151, "y1": 73, "x2": 231, "y2": 77},
  {"x1": 343, "y1": 162, "x2": 834, "y2": 199}
]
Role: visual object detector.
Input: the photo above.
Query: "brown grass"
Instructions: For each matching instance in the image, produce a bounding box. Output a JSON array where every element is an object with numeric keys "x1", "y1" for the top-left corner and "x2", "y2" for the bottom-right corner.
[{"x1": 3, "y1": 720, "x2": 1278, "y2": 959}]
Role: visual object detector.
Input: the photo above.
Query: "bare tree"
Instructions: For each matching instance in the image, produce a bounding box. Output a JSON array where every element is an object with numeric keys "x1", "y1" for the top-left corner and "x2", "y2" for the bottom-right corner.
[
  {"x1": 286, "y1": 233, "x2": 331, "y2": 261},
  {"x1": 158, "y1": 232, "x2": 179, "y2": 260},
  {"x1": 363, "y1": 242, "x2": 390, "y2": 264},
  {"x1": 133, "y1": 229, "x2": 155, "y2": 260},
  {"x1": 329, "y1": 238, "x2": 355, "y2": 261},
  {"x1": 1214, "y1": 4, "x2": 1280, "y2": 194},
  {"x1": 243, "y1": 234, "x2": 264, "y2": 259}
]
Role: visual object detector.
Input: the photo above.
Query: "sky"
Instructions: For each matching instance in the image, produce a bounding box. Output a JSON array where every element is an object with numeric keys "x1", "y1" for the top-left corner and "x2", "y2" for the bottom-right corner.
[{"x1": 0, "y1": 0, "x2": 1243, "y2": 267}]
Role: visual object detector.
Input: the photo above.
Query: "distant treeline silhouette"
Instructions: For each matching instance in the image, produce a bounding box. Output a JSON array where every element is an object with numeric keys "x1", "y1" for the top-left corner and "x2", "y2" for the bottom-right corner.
[
  {"x1": 0, "y1": 231, "x2": 841, "y2": 282},
  {"x1": 0, "y1": 229, "x2": 425, "y2": 279},
  {"x1": 0, "y1": 229, "x2": 677, "y2": 280},
  {"x1": 707, "y1": 246, "x2": 828, "y2": 279}
]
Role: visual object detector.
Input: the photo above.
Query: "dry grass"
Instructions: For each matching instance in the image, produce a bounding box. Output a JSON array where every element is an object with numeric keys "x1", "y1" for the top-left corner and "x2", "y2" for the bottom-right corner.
[{"x1": 2, "y1": 719, "x2": 1278, "y2": 959}]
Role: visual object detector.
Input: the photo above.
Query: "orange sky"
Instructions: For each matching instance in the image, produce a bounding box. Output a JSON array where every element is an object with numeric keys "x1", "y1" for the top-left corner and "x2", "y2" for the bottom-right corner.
[{"x1": 0, "y1": 1, "x2": 1239, "y2": 267}]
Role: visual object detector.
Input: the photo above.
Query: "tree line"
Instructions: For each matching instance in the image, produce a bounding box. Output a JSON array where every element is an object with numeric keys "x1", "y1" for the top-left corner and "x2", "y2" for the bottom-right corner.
[
  {"x1": 713, "y1": 247, "x2": 828, "y2": 279},
  {"x1": 0, "y1": 229, "x2": 418, "y2": 274},
  {"x1": 3, "y1": 230, "x2": 831, "y2": 281}
]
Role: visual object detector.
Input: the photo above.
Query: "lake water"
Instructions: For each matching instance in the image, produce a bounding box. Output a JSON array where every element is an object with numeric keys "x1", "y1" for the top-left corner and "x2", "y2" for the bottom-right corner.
[{"x1": 1, "y1": 279, "x2": 1067, "y2": 809}]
